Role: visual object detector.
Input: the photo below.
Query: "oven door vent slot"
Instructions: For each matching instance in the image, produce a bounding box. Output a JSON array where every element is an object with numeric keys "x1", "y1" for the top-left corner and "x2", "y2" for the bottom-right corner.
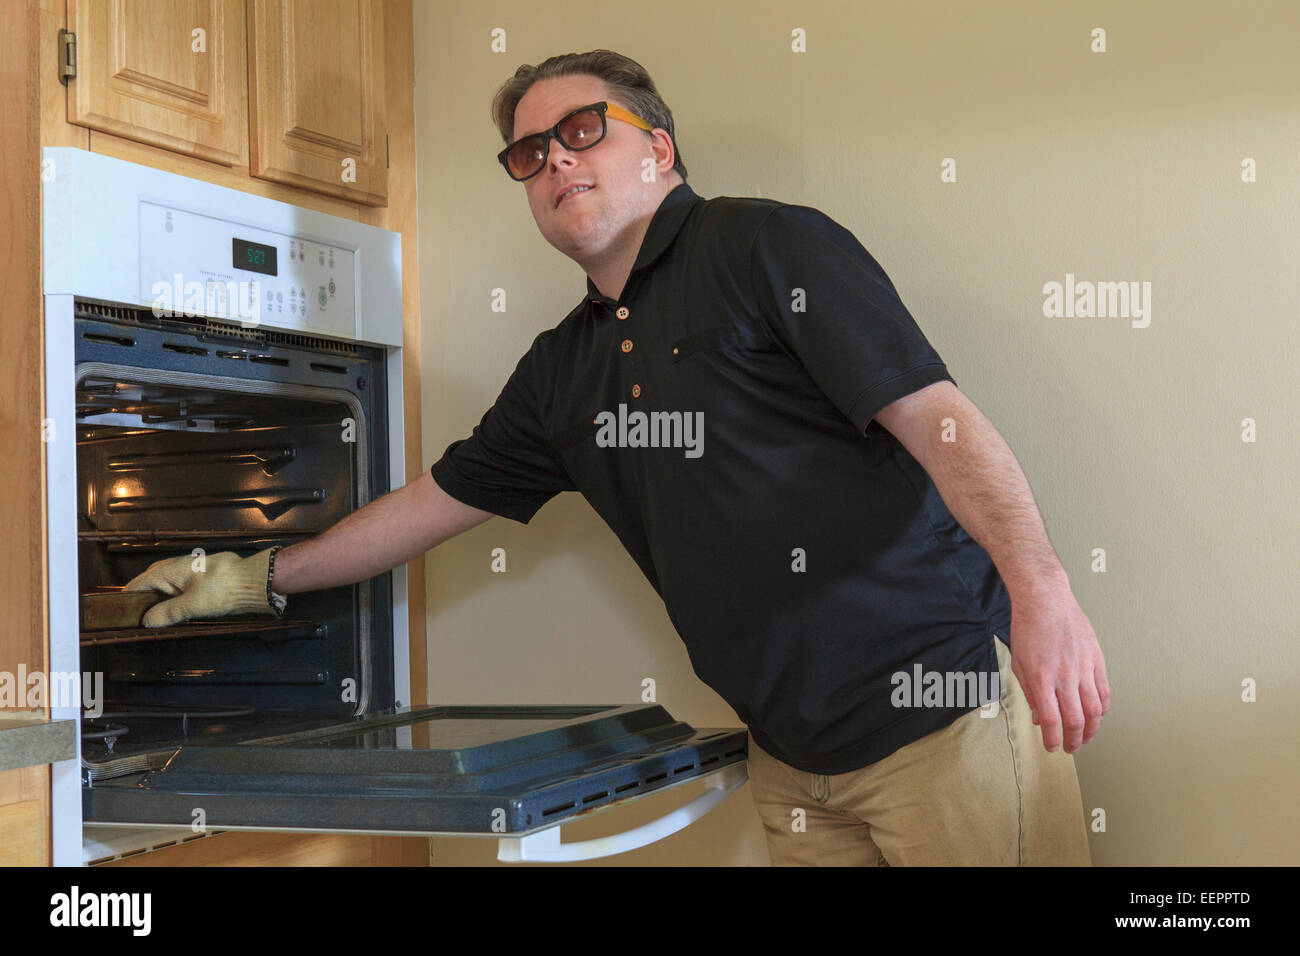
[
  {"x1": 82, "y1": 332, "x2": 135, "y2": 348},
  {"x1": 162, "y1": 342, "x2": 208, "y2": 357}
]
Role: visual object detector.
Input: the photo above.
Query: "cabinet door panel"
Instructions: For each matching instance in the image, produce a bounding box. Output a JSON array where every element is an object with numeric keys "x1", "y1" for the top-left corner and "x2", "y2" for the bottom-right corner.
[
  {"x1": 69, "y1": 0, "x2": 248, "y2": 165},
  {"x1": 248, "y1": 0, "x2": 387, "y2": 205}
]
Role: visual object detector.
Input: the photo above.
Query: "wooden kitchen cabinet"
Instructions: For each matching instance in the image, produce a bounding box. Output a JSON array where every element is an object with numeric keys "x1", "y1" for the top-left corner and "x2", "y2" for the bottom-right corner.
[
  {"x1": 67, "y1": 0, "x2": 249, "y2": 165},
  {"x1": 62, "y1": 0, "x2": 387, "y2": 206},
  {"x1": 247, "y1": 0, "x2": 388, "y2": 205},
  {"x1": 0, "y1": 767, "x2": 51, "y2": 866}
]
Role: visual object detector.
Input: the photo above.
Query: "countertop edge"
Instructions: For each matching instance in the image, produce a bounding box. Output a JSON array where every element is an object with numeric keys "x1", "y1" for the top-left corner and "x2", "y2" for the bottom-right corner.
[{"x1": 0, "y1": 715, "x2": 78, "y2": 772}]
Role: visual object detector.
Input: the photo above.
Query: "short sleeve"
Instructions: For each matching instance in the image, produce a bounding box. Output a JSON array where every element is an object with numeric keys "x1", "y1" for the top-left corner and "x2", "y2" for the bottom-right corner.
[
  {"x1": 429, "y1": 337, "x2": 576, "y2": 524},
  {"x1": 748, "y1": 203, "x2": 956, "y2": 436}
]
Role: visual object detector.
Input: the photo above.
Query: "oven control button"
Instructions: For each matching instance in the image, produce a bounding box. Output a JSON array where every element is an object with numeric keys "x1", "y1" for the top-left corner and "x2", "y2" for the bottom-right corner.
[
  {"x1": 318, "y1": 287, "x2": 328, "y2": 307},
  {"x1": 328, "y1": 279, "x2": 336, "y2": 295}
]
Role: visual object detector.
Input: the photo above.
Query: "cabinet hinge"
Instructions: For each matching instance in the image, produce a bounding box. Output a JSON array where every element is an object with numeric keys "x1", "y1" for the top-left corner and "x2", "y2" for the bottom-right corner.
[{"x1": 58, "y1": 29, "x2": 76, "y2": 84}]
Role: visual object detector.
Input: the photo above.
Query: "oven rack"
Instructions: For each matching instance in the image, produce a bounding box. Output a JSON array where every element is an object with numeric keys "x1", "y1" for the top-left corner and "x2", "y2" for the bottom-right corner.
[
  {"x1": 80, "y1": 618, "x2": 324, "y2": 647},
  {"x1": 78, "y1": 529, "x2": 314, "y2": 556},
  {"x1": 79, "y1": 530, "x2": 315, "y2": 539}
]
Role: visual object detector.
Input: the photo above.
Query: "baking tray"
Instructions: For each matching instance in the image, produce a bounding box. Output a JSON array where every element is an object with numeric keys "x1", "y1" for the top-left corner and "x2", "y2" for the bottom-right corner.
[{"x1": 80, "y1": 587, "x2": 164, "y2": 631}]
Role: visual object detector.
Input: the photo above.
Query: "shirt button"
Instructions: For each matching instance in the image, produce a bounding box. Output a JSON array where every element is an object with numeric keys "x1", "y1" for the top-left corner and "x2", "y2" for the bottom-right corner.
[
  {"x1": 620, "y1": 339, "x2": 633, "y2": 353},
  {"x1": 616, "y1": 306, "x2": 630, "y2": 320},
  {"x1": 632, "y1": 384, "x2": 641, "y2": 398}
]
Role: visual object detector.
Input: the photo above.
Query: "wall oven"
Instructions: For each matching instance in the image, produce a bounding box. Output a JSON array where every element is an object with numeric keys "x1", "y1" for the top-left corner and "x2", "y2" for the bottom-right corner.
[{"x1": 42, "y1": 147, "x2": 747, "y2": 866}]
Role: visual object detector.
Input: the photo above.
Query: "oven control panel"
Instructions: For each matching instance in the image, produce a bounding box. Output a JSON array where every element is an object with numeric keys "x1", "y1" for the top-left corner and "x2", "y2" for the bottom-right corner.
[{"x1": 138, "y1": 201, "x2": 358, "y2": 337}]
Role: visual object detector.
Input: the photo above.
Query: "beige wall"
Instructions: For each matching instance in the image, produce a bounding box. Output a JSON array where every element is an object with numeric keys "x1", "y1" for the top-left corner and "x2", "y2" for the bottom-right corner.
[{"x1": 412, "y1": 0, "x2": 1299, "y2": 866}]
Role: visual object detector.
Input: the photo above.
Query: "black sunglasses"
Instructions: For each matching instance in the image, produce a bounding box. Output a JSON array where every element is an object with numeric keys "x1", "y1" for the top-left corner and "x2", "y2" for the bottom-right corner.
[{"x1": 497, "y1": 100, "x2": 654, "y2": 182}]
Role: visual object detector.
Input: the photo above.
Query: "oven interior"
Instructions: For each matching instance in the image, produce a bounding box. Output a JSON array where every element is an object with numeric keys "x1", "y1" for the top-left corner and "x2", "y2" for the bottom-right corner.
[{"x1": 72, "y1": 300, "x2": 394, "y2": 782}]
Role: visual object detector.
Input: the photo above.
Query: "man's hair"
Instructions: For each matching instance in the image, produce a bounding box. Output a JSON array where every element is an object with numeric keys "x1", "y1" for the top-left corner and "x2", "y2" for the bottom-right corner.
[{"x1": 490, "y1": 49, "x2": 688, "y2": 183}]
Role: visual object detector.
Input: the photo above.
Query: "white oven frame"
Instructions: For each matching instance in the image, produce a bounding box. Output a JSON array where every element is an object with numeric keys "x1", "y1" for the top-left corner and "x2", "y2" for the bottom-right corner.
[{"x1": 42, "y1": 147, "x2": 410, "y2": 866}]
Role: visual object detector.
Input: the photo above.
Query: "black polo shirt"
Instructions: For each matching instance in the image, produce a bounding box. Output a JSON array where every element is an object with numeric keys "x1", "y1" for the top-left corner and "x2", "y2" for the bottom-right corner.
[{"x1": 431, "y1": 182, "x2": 1012, "y2": 774}]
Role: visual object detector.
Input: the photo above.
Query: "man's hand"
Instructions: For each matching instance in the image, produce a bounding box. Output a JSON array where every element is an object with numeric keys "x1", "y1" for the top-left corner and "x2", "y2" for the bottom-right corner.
[
  {"x1": 1007, "y1": 586, "x2": 1109, "y2": 754},
  {"x1": 124, "y1": 549, "x2": 282, "y2": 627}
]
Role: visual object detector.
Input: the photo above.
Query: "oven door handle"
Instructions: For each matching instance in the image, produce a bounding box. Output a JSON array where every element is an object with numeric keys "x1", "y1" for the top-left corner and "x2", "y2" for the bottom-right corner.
[{"x1": 496, "y1": 762, "x2": 748, "y2": 863}]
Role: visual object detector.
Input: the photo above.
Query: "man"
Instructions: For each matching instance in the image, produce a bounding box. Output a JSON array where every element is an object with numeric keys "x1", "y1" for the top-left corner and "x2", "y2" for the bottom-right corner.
[{"x1": 129, "y1": 50, "x2": 1108, "y2": 866}]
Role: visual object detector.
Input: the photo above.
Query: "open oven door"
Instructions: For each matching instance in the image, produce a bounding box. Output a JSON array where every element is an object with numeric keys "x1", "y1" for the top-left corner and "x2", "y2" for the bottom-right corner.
[{"x1": 82, "y1": 704, "x2": 748, "y2": 862}]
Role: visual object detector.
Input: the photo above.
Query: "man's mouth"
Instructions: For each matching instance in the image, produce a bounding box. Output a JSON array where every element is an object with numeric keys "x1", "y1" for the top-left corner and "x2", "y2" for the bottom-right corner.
[{"x1": 557, "y1": 184, "x2": 595, "y2": 208}]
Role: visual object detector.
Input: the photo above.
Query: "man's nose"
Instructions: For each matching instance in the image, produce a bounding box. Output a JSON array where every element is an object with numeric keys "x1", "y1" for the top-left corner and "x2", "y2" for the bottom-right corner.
[{"x1": 548, "y1": 139, "x2": 580, "y2": 171}]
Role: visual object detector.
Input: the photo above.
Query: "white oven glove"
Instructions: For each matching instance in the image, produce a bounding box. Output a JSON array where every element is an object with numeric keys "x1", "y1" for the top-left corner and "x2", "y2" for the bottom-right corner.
[{"x1": 123, "y1": 548, "x2": 287, "y2": 628}]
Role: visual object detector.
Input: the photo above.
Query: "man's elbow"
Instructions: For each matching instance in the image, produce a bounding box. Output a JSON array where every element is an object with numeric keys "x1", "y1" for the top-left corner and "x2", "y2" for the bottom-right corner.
[{"x1": 871, "y1": 380, "x2": 965, "y2": 468}]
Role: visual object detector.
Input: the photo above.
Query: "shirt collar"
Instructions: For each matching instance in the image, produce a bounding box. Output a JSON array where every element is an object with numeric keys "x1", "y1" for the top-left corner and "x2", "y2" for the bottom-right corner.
[{"x1": 583, "y1": 182, "x2": 702, "y2": 307}]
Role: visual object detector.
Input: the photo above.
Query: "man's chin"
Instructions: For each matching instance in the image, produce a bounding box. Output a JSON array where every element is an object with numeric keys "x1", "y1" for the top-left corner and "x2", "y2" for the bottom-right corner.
[{"x1": 543, "y1": 220, "x2": 599, "y2": 255}]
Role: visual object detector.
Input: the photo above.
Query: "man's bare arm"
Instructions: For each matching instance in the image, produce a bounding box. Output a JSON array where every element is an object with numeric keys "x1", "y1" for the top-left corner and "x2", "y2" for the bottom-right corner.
[
  {"x1": 873, "y1": 380, "x2": 1110, "y2": 756},
  {"x1": 270, "y1": 470, "x2": 493, "y2": 594}
]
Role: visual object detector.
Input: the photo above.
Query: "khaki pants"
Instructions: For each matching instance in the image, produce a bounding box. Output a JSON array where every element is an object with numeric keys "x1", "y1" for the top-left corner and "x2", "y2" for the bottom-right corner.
[{"x1": 747, "y1": 635, "x2": 1092, "y2": 866}]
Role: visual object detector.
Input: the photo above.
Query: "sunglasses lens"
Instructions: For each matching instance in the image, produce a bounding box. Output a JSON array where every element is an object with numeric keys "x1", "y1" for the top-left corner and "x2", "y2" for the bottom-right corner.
[
  {"x1": 503, "y1": 108, "x2": 607, "y2": 180},
  {"x1": 506, "y1": 137, "x2": 547, "y2": 180},
  {"x1": 557, "y1": 108, "x2": 605, "y2": 150}
]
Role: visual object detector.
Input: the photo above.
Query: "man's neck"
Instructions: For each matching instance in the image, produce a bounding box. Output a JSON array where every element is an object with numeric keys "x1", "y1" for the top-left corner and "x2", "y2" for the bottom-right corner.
[
  {"x1": 584, "y1": 243, "x2": 638, "y2": 303},
  {"x1": 583, "y1": 173, "x2": 684, "y2": 301}
]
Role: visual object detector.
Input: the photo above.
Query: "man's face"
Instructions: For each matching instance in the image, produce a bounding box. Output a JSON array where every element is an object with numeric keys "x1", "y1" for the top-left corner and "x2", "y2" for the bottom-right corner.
[{"x1": 510, "y1": 74, "x2": 668, "y2": 259}]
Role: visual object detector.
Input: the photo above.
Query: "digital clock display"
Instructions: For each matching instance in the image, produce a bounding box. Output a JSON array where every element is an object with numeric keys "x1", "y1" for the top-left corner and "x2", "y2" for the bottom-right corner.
[{"x1": 232, "y1": 237, "x2": 278, "y2": 276}]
